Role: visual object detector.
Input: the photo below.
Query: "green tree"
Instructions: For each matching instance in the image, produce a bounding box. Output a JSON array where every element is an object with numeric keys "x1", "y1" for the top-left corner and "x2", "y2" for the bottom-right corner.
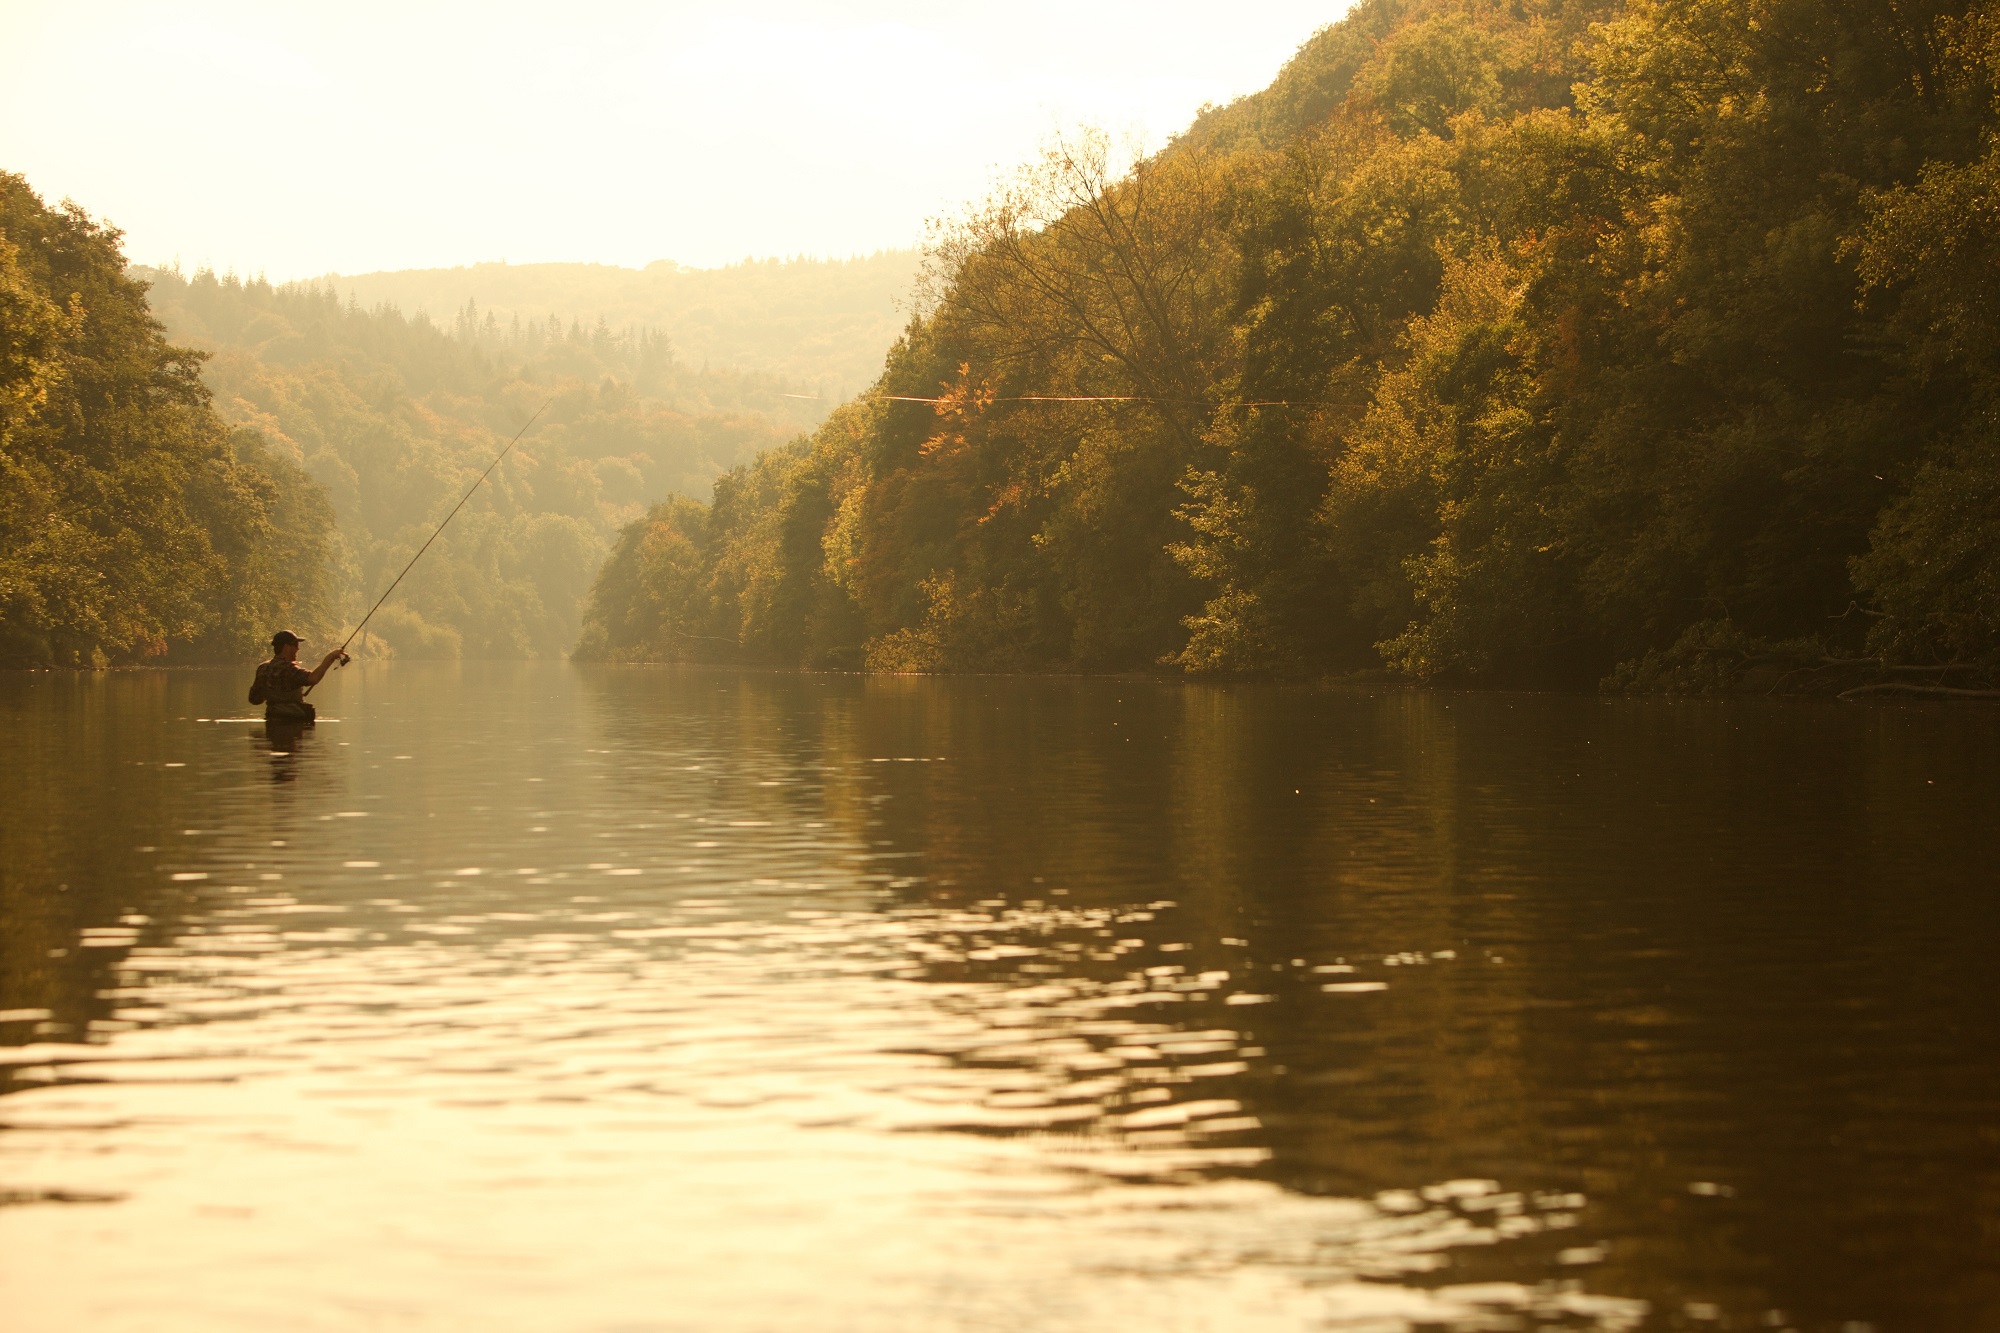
[
  {"x1": 573, "y1": 0, "x2": 2000, "y2": 690},
  {"x1": 0, "y1": 175, "x2": 335, "y2": 666}
]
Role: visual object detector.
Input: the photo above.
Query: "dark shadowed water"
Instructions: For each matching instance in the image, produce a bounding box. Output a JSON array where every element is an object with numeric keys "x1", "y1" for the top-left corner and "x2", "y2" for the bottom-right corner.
[{"x1": 2, "y1": 664, "x2": 1996, "y2": 1332}]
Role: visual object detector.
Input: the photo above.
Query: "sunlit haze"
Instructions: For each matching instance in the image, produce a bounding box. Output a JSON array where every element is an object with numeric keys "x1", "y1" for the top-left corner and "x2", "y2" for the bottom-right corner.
[{"x1": 0, "y1": 0, "x2": 1347, "y2": 279}]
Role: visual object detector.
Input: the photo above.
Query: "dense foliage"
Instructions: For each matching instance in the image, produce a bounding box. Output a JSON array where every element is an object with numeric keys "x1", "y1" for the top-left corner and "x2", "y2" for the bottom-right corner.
[
  {"x1": 579, "y1": 0, "x2": 2000, "y2": 690},
  {"x1": 0, "y1": 174, "x2": 334, "y2": 667},
  {"x1": 146, "y1": 268, "x2": 823, "y2": 657}
]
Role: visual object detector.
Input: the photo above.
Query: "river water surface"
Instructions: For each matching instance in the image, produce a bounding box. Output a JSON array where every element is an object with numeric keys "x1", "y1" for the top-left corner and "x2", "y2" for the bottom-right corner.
[{"x1": 1, "y1": 664, "x2": 1996, "y2": 1331}]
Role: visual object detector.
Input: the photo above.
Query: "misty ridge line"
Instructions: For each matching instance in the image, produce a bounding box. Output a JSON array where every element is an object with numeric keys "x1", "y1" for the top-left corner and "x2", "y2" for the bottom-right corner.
[
  {"x1": 284, "y1": 250, "x2": 926, "y2": 393},
  {"x1": 48, "y1": 245, "x2": 918, "y2": 665},
  {"x1": 136, "y1": 246, "x2": 925, "y2": 400}
]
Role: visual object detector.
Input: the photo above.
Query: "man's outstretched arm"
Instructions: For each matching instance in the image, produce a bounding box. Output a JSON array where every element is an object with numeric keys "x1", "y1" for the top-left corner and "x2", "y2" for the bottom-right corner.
[{"x1": 304, "y1": 649, "x2": 348, "y2": 685}]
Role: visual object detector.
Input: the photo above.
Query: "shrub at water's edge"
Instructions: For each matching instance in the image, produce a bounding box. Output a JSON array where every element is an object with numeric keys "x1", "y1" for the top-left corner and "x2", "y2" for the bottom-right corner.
[
  {"x1": 575, "y1": 0, "x2": 2000, "y2": 692},
  {"x1": 0, "y1": 174, "x2": 338, "y2": 667}
]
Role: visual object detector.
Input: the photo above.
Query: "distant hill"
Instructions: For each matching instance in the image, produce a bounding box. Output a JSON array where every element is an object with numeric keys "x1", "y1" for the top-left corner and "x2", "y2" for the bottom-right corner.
[
  {"x1": 138, "y1": 265, "x2": 817, "y2": 659},
  {"x1": 105, "y1": 249, "x2": 921, "y2": 659},
  {"x1": 307, "y1": 251, "x2": 922, "y2": 399}
]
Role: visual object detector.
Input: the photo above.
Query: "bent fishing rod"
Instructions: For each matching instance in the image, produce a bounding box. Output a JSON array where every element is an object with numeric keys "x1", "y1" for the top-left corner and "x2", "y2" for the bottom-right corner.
[{"x1": 307, "y1": 400, "x2": 550, "y2": 695}]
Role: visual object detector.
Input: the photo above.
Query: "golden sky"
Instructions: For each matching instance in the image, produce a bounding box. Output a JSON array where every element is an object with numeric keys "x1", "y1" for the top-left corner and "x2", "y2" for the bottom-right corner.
[{"x1": 0, "y1": 0, "x2": 1348, "y2": 278}]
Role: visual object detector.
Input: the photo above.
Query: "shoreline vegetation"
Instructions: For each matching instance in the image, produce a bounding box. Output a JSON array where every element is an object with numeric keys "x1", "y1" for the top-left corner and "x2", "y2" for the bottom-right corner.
[
  {"x1": 0, "y1": 178, "x2": 337, "y2": 668},
  {"x1": 0, "y1": 177, "x2": 894, "y2": 666},
  {"x1": 11, "y1": 0, "x2": 2000, "y2": 696},
  {"x1": 4, "y1": 657, "x2": 1998, "y2": 705},
  {"x1": 570, "y1": 0, "x2": 2000, "y2": 697}
]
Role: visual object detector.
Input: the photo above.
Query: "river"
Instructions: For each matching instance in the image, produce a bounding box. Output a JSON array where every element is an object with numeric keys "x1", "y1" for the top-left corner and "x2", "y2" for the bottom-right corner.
[{"x1": 1, "y1": 664, "x2": 1995, "y2": 1331}]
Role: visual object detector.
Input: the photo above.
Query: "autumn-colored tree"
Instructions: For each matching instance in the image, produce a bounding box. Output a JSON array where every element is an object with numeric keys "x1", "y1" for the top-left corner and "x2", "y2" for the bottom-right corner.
[
  {"x1": 0, "y1": 175, "x2": 334, "y2": 666},
  {"x1": 578, "y1": 0, "x2": 2000, "y2": 691}
]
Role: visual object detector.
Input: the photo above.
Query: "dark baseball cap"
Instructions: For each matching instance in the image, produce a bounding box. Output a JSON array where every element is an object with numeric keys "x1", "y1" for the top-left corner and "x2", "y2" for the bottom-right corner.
[{"x1": 271, "y1": 630, "x2": 302, "y2": 647}]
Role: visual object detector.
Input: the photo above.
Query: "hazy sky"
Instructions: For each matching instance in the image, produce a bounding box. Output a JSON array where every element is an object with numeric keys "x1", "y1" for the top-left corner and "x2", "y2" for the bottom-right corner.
[{"x1": 1, "y1": 1, "x2": 1347, "y2": 280}]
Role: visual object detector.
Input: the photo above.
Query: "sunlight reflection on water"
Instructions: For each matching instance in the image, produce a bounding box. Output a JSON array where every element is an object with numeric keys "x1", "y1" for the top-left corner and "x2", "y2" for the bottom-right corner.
[{"x1": 3, "y1": 663, "x2": 1996, "y2": 1331}]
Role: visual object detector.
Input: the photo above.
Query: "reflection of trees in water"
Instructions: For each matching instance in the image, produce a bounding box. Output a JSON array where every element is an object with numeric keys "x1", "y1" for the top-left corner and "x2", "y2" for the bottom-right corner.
[
  {"x1": 0, "y1": 673, "x2": 217, "y2": 1082},
  {"x1": 0, "y1": 669, "x2": 364, "y2": 1090},
  {"x1": 11, "y1": 666, "x2": 1992, "y2": 1327},
  {"x1": 608, "y1": 671, "x2": 2000, "y2": 1331}
]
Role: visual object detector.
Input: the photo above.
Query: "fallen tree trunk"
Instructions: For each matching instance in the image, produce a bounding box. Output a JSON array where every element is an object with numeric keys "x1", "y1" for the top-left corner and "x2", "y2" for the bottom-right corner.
[
  {"x1": 1837, "y1": 683, "x2": 2000, "y2": 701},
  {"x1": 1818, "y1": 660, "x2": 1981, "y2": 675}
]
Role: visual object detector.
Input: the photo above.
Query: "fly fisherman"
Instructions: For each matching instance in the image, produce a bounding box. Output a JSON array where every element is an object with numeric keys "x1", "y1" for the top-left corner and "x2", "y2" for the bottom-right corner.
[{"x1": 249, "y1": 631, "x2": 347, "y2": 724}]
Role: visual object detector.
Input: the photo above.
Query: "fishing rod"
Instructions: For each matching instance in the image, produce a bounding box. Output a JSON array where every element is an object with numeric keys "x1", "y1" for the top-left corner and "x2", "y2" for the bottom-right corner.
[
  {"x1": 307, "y1": 399, "x2": 550, "y2": 694},
  {"x1": 782, "y1": 392, "x2": 1336, "y2": 408}
]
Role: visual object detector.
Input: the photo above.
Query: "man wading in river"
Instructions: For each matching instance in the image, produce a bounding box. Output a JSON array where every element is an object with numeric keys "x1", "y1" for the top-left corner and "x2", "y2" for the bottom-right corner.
[{"x1": 249, "y1": 631, "x2": 347, "y2": 724}]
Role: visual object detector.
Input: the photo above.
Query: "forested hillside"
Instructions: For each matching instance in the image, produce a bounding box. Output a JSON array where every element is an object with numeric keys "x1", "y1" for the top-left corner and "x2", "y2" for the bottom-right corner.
[
  {"x1": 144, "y1": 269, "x2": 821, "y2": 658},
  {"x1": 317, "y1": 251, "x2": 920, "y2": 399},
  {"x1": 0, "y1": 174, "x2": 334, "y2": 667},
  {"x1": 577, "y1": 0, "x2": 2000, "y2": 690}
]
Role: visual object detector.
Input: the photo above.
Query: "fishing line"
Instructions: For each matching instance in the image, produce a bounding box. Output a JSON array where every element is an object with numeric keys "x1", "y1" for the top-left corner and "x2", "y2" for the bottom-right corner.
[
  {"x1": 784, "y1": 393, "x2": 1332, "y2": 407},
  {"x1": 884, "y1": 394, "x2": 1324, "y2": 407},
  {"x1": 307, "y1": 399, "x2": 550, "y2": 693}
]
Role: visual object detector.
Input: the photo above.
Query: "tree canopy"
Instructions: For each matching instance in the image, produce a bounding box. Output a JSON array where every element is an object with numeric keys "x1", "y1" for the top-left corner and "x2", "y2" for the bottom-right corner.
[
  {"x1": 0, "y1": 174, "x2": 333, "y2": 667},
  {"x1": 578, "y1": 0, "x2": 2000, "y2": 692}
]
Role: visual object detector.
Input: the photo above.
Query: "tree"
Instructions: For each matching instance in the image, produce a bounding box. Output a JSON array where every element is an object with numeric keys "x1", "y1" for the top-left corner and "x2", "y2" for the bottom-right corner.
[{"x1": 0, "y1": 174, "x2": 334, "y2": 666}]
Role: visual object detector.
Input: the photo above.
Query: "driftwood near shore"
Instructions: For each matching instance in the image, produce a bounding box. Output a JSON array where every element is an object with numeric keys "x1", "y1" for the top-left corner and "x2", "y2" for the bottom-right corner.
[
  {"x1": 1836, "y1": 682, "x2": 2000, "y2": 701},
  {"x1": 1768, "y1": 658, "x2": 2000, "y2": 700},
  {"x1": 1605, "y1": 628, "x2": 2000, "y2": 697}
]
